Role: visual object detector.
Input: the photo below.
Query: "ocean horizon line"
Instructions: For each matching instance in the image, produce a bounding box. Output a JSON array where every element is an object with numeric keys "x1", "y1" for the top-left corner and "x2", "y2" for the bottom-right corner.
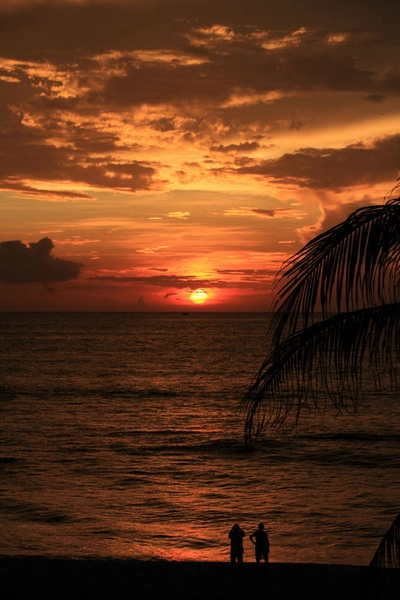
[{"x1": 0, "y1": 309, "x2": 275, "y2": 315}]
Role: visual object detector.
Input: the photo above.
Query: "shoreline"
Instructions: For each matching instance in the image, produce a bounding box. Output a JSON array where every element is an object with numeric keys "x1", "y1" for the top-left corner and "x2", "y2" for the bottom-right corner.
[{"x1": 0, "y1": 556, "x2": 367, "y2": 599}]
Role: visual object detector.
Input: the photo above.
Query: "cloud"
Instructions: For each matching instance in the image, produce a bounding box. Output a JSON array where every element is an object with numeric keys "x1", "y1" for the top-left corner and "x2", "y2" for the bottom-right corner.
[
  {"x1": 87, "y1": 273, "x2": 272, "y2": 290},
  {"x1": 216, "y1": 268, "x2": 275, "y2": 276},
  {"x1": 0, "y1": 119, "x2": 159, "y2": 197},
  {"x1": 151, "y1": 117, "x2": 176, "y2": 132},
  {"x1": 364, "y1": 94, "x2": 386, "y2": 103},
  {"x1": 134, "y1": 295, "x2": 147, "y2": 309},
  {"x1": 0, "y1": 1, "x2": 398, "y2": 202},
  {"x1": 89, "y1": 274, "x2": 201, "y2": 288},
  {"x1": 52, "y1": 237, "x2": 100, "y2": 245},
  {"x1": 224, "y1": 206, "x2": 308, "y2": 219},
  {"x1": 302, "y1": 195, "x2": 386, "y2": 239},
  {"x1": 136, "y1": 245, "x2": 168, "y2": 254},
  {"x1": 167, "y1": 211, "x2": 190, "y2": 219},
  {"x1": 0, "y1": 237, "x2": 83, "y2": 283},
  {"x1": 210, "y1": 141, "x2": 260, "y2": 153},
  {"x1": 232, "y1": 135, "x2": 400, "y2": 190}
]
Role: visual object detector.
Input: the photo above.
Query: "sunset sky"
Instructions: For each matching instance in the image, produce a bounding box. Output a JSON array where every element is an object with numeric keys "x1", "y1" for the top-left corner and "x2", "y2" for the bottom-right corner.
[{"x1": 1, "y1": 0, "x2": 399, "y2": 311}]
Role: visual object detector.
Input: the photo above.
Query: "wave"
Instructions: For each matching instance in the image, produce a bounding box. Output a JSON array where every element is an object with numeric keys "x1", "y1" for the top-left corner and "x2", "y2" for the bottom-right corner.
[
  {"x1": 0, "y1": 499, "x2": 78, "y2": 524},
  {"x1": 0, "y1": 385, "x2": 185, "y2": 401},
  {"x1": 297, "y1": 432, "x2": 400, "y2": 443}
]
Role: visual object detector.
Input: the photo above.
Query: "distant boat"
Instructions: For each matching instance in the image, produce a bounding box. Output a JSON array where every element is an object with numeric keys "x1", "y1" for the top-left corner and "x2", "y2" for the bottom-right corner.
[{"x1": 182, "y1": 312, "x2": 189, "y2": 316}]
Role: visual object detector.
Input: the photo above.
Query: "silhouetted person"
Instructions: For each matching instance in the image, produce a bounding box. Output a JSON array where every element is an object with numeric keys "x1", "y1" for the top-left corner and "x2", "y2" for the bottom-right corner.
[
  {"x1": 229, "y1": 523, "x2": 245, "y2": 567},
  {"x1": 250, "y1": 522, "x2": 269, "y2": 566}
]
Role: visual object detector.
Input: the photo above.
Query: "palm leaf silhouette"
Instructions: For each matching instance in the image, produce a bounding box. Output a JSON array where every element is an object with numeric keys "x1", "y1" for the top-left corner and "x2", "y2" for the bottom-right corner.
[
  {"x1": 353, "y1": 512, "x2": 400, "y2": 599},
  {"x1": 242, "y1": 197, "x2": 400, "y2": 444},
  {"x1": 241, "y1": 196, "x2": 400, "y2": 597},
  {"x1": 271, "y1": 198, "x2": 400, "y2": 345},
  {"x1": 243, "y1": 303, "x2": 399, "y2": 443}
]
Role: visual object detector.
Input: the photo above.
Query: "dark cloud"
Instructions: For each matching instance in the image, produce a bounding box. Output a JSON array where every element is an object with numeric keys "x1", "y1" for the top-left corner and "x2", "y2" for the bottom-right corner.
[
  {"x1": 1, "y1": 1, "x2": 398, "y2": 60},
  {"x1": 0, "y1": 0, "x2": 398, "y2": 199},
  {"x1": 102, "y1": 62, "x2": 232, "y2": 108},
  {"x1": 2, "y1": 182, "x2": 93, "y2": 200},
  {"x1": 134, "y1": 295, "x2": 147, "y2": 309},
  {"x1": 2, "y1": 3, "x2": 394, "y2": 112},
  {"x1": 89, "y1": 274, "x2": 204, "y2": 288},
  {"x1": 88, "y1": 273, "x2": 271, "y2": 290},
  {"x1": 93, "y1": 42, "x2": 383, "y2": 112},
  {"x1": 0, "y1": 237, "x2": 83, "y2": 283},
  {"x1": 251, "y1": 208, "x2": 279, "y2": 217},
  {"x1": 290, "y1": 119, "x2": 306, "y2": 131},
  {"x1": 273, "y1": 53, "x2": 374, "y2": 93},
  {"x1": 216, "y1": 268, "x2": 274, "y2": 275},
  {"x1": 0, "y1": 81, "x2": 159, "y2": 197},
  {"x1": 364, "y1": 94, "x2": 386, "y2": 103},
  {"x1": 210, "y1": 142, "x2": 260, "y2": 153},
  {"x1": 233, "y1": 135, "x2": 400, "y2": 190},
  {"x1": 0, "y1": 128, "x2": 158, "y2": 196},
  {"x1": 151, "y1": 118, "x2": 176, "y2": 132},
  {"x1": 379, "y1": 67, "x2": 400, "y2": 94}
]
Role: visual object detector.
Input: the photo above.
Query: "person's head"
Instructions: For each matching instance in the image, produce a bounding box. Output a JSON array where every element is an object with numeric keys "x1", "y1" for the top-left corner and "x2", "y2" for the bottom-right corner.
[
  {"x1": 233, "y1": 523, "x2": 240, "y2": 530},
  {"x1": 258, "y1": 522, "x2": 264, "y2": 530}
]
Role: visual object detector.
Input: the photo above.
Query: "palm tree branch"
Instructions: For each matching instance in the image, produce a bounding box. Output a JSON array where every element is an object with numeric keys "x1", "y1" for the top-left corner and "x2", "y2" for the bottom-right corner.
[
  {"x1": 353, "y1": 512, "x2": 400, "y2": 599},
  {"x1": 241, "y1": 303, "x2": 400, "y2": 446},
  {"x1": 271, "y1": 198, "x2": 400, "y2": 344}
]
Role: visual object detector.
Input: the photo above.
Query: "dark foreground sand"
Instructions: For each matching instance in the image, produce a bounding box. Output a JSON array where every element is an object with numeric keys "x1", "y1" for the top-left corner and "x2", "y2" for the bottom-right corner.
[{"x1": 0, "y1": 557, "x2": 368, "y2": 599}]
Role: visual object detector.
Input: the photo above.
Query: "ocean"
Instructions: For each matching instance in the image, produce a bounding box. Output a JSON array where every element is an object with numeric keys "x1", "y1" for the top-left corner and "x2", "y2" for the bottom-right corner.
[{"x1": 0, "y1": 312, "x2": 399, "y2": 566}]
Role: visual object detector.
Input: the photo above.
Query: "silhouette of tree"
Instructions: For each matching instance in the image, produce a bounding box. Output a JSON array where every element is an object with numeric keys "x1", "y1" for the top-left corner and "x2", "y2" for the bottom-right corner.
[{"x1": 242, "y1": 192, "x2": 400, "y2": 596}]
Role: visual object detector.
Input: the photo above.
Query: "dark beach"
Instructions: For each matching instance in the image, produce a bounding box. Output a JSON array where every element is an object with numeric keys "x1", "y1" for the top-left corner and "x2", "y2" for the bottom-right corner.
[{"x1": 0, "y1": 557, "x2": 367, "y2": 599}]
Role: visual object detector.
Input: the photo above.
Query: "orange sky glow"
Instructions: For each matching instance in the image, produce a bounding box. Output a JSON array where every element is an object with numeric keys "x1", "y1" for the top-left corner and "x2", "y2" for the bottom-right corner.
[{"x1": 0, "y1": 0, "x2": 399, "y2": 311}]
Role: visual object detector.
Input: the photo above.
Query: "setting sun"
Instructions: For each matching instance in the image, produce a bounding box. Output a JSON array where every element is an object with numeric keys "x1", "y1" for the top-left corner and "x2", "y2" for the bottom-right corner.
[{"x1": 190, "y1": 289, "x2": 208, "y2": 304}]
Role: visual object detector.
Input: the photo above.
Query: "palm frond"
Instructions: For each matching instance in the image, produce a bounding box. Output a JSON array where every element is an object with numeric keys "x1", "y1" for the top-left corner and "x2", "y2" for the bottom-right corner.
[
  {"x1": 271, "y1": 198, "x2": 400, "y2": 345},
  {"x1": 242, "y1": 303, "x2": 400, "y2": 446},
  {"x1": 353, "y1": 512, "x2": 400, "y2": 599},
  {"x1": 242, "y1": 191, "x2": 400, "y2": 597}
]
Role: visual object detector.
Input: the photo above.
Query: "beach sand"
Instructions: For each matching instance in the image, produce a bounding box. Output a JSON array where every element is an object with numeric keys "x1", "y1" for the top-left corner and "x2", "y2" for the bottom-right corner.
[{"x1": 0, "y1": 557, "x2": 367, "y2": 599}]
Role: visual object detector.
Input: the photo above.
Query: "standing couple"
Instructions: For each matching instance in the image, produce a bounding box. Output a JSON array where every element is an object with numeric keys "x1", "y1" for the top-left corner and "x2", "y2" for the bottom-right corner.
[{"x1": 229, "y1": 522, "x2": 269, "y2": 567}]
